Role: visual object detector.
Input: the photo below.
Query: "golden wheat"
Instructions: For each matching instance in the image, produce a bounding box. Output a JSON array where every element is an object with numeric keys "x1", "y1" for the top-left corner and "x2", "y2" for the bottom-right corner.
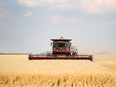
[
  {"x1": 0, "y1": 55, "x2": 116, "y2": 87},
  {"x1": 0, "y1": 73, "x2": 116, "y2": 87}
]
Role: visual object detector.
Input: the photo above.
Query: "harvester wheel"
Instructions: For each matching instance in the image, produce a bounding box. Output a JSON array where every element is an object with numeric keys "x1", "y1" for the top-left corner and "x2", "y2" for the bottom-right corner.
[
  {"x1": 66, "y1": 53, "x2": 71, "y2": 57},
  {"x1": 53, "y1": 53, "x2": 57, "y2": 57},
  {"x1": 72, "y1": 52, "x2": 77, "y2": 56}
]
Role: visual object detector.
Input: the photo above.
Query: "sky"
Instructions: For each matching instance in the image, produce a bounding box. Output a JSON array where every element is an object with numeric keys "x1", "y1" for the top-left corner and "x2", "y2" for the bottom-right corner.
[{"x1": 0, "y1": 0, "x2": 116, "y2": 54}]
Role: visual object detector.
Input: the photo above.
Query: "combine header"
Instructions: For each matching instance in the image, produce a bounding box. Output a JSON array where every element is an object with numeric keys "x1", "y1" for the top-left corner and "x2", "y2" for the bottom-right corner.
[{"x1": 28, "y1": 37, "x2": 93, "y2": 61}]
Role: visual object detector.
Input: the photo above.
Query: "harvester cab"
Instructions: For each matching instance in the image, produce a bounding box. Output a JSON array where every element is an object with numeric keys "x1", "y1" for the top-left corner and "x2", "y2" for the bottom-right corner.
[
  {"x1": 51, "y1": 38, "x2": 72, "y2": 57},
  {"x1": 28, "y1": 37, "x2": 93, "y2": 61}
]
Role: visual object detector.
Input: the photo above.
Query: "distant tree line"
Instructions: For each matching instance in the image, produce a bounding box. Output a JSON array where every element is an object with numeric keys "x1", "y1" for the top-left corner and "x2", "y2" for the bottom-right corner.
[{"x1": 0, "y1": 53, "x2": 30, "y2": 55}]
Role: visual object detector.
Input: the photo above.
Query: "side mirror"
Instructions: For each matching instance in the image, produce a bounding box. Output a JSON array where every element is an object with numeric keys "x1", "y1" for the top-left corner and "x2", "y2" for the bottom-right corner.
[
  {"x1": 51, "y1": 42, "x2": 53, "y2": 46},
  {"x1": 69, "y1": 42, "x2": 71, "y2": 46}
]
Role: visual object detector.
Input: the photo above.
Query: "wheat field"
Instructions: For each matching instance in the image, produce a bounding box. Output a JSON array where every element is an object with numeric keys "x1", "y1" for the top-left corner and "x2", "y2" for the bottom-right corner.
[{"x1": 0, "y1": 55, "x2": 116, "y2": 87}]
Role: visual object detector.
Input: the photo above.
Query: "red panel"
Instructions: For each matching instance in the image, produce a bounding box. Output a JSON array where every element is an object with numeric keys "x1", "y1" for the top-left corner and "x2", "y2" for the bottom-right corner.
[
  {"x1": 66, "y1": 48, "x2": 70, "y2": 52},
  {"x1": 52, "y1": 48, "x2": 56, "y2": 52}
]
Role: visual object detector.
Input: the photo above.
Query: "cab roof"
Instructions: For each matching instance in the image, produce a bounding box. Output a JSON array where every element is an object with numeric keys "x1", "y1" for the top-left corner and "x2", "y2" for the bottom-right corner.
[{"x1": 51, "y1": 39, "x2": 72, "y2": 42}]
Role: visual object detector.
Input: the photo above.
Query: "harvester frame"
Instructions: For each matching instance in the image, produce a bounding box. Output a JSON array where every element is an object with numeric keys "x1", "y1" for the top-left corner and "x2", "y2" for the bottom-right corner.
[{"x1": 28, "y1": 37, "x2": 93, "y2": 61}]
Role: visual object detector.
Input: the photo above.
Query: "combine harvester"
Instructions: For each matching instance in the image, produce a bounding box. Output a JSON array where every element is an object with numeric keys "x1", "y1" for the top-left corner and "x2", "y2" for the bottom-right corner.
[{"x1": 28, "y1": 37, "x2": 93, "y2": 61}]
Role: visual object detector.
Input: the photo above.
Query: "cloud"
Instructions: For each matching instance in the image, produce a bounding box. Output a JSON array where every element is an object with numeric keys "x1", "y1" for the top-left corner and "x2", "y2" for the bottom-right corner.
[
  {"x1": 19, "y1": 0, "x2": 40, "y2": 7},
  {"x1": 18, "y1": 0, "x2": 116, "y2": 14},
  {"x1": 80, "y1": 0, "x2": 116, "y2": 14},
  {"x1": 22, "y1": 11, "x2": 33, "y2": 17},
  {"x1": 19, "y1": 0, "x2": 67, "y2": 8},
  {"x1": 50, "y1": 15, "x2": 79, "y2": 24},
  {"x1": 66, "y1": 17, "x2": 78, "y2": 24},
  {"x1": 0, "y1": 8, "x2": 9, "y2": 18},
  {"x1": 51, "y1": 15, "x2": 64, "y2": 23}
]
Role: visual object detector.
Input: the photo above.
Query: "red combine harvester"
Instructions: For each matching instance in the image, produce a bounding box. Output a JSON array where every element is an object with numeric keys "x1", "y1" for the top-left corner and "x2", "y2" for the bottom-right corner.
[{"x1": 28, "y1": 37, "x2": 93, "y2": 61}]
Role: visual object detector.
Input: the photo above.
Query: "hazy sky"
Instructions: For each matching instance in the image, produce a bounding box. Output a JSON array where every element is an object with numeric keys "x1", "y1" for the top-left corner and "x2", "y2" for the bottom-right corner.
[{"x1": 0, "y1": 0, "x2": 116, "y2": 54}]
